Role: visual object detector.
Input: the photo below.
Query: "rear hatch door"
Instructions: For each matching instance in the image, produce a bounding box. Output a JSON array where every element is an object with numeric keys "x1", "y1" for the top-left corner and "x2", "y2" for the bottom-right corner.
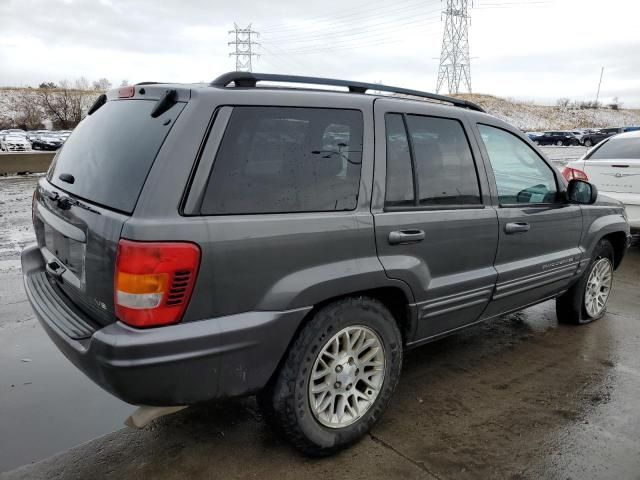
[{"x1": 33, "y1": 90, "x2": 187, "y2": 326}]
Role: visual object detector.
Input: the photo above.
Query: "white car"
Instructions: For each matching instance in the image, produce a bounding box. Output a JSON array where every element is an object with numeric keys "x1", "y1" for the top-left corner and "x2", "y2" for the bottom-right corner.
[
  {"x1": 564, "y1": 130, "x2": 640, "y2": 233},
  {"x1": 0, "y1": 134, "x2": 32, "y2": 152}
]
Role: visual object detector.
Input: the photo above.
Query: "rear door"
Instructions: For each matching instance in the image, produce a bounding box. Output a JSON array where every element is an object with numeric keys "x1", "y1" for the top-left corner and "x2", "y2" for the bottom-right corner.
[
  {"x1": 473, "y1": 123, "x2": 583, "y2": 317},
  {"x1": 372, "y1": 99, "x2": 498, "y2": 342},
  {"x1": 34, "y1": 91, "x2": 188, "y2": 325}
]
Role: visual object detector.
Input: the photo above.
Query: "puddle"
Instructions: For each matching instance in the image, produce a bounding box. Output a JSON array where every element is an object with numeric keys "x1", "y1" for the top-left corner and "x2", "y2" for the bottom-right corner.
[{"x1": 0, "y1": 303, "x2": 132, "y2": 472}]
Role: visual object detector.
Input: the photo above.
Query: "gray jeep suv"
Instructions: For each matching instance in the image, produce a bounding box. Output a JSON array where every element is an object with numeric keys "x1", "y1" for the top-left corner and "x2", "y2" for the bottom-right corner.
[{"x1": 22, "y1": 72, "x2": 631, "y2": 455}]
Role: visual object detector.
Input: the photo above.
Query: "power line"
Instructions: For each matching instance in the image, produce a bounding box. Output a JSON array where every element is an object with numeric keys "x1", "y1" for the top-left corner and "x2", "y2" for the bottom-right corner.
[
  {"x1": 228, "y1": 23, "x2": 260, "y2": 72},
  {"x1": 262, "y1": 14, "x2": 440, "y2": 45},
  {"x1": 260, "y1": 0, "x2": 442, "y2": 33},
  {"x1": 265, "y1": 1, "x2": 443, "y2": 40},
  {"x1": 263, "y1": 21, "x2": 442, "y2": 56},
  {"x1": 436, "y1": 0, "x2": 472, "y2": 94}
]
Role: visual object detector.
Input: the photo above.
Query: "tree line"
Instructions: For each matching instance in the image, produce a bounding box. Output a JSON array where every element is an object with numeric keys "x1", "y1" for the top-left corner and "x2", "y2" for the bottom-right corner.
[{"x1": 0, "y1": 78, "x2": 129, "y2": 130}]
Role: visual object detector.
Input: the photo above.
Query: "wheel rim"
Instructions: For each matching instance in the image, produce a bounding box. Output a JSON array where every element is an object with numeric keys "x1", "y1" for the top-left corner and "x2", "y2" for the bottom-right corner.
[
  {"x1": 308, "y1": 325, "x2": 386, "y2": 429},
  {"x1": 584, "y1": 258, "x2": 613, "y2": 318}
]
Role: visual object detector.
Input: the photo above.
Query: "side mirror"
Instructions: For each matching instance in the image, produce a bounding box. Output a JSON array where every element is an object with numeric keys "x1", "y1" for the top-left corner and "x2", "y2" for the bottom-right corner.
[{"x1": 567, "y1": 179, "x2": 598, "y2": 204}]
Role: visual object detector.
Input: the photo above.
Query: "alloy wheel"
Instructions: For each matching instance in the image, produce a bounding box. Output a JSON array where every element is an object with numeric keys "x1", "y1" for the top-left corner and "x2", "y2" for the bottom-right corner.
[
  {"x1": 584, "y1": 258, "x2": 613, "y2": 318},
  {"x1": 308, "y1": 325, "x2": 386, "y2": 429}
]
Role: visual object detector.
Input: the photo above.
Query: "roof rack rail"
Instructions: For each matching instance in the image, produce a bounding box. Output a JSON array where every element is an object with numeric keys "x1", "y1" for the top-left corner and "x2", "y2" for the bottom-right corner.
[{"x1": 210, "y1": 72, "x2": 485, "y2": 113}]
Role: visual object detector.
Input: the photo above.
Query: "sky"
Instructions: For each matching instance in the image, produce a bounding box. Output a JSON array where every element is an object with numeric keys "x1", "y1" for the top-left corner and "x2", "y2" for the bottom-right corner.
[{"x1": 0, "y1": 0, "x2": 639, "y2": 107}]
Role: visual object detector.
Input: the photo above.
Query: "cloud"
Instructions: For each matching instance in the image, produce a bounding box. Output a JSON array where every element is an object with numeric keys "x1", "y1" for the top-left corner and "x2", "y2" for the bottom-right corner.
[{"x1": 0, "y1": 0, "x2": 638, "y2": 106}]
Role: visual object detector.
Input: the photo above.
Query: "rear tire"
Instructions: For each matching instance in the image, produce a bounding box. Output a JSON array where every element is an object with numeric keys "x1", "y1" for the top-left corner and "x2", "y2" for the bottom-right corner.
[
  {"x1": 556, "y1": 239, "x2": 614, "y2": 325},
  {"x1": 584, "y1": 138, "x2": 593, "y2": 147},
  {"x1": 259, "y1": 296, "x2": 403, "y2": 456},
  {"x1": 556, "y1": 140, "x2": 564, "y2": 146}
]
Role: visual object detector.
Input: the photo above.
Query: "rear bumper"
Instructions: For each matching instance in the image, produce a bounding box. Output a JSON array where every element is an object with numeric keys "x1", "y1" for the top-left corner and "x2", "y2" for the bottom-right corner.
[
  {"x1": 21, "y1": 245, "x2": 310, "y2": 406},
  {"x1": 600, "y1": 191, "x2": 640, "y2": 232}
]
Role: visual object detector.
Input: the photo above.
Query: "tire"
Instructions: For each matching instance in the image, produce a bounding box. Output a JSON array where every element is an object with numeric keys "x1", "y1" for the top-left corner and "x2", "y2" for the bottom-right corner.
[
  {"x1": 556, "y1": 140, "x2": 564, "y2": 146},
  {"x1": 556, "y1": 239, "x2": 614, "y2": 325},
  {"x1": 584, "y1": 138, "x2": 593, "y2": 147},
  {"x1": 259, "y1": 296, "x2": 403, "y2": 456}
]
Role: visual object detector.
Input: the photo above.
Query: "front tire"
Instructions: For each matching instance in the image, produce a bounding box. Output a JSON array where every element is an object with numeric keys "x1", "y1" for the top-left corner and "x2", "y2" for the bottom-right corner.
[
  {"x1": 556, "y1": 239, "x2": 614, "y2": 324},
  {"x1": 584, "y1": 138, "x2": 593, "y2": 147},
  {"x1": 259, "y1": 296, "x2": 403, "y2": 456}
]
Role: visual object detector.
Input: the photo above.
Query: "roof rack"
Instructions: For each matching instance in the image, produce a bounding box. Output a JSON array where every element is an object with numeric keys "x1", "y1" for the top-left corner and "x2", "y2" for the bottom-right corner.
[{"x1": 210, "y1": 72, "x2": 485, "y2": 113}]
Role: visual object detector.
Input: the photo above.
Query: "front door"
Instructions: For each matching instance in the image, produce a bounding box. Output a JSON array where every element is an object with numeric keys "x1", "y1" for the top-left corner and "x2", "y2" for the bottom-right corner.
[
  {"x1": 473, "y1": 123, "x2": 583, "y2": 318},
  {"x1": 372, "y1": 99, "x2": 499, "y2": 343}
]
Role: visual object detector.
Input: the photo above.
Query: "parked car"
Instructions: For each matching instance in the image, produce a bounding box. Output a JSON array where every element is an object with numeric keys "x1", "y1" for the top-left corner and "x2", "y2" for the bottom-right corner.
[
  {"x1": 571, "y1": 130, "x2": 586, "y2": 142},
  {"x1": 6, "y1": 128, "x2": 27, "y2": 136},
  {"x1": 31, "y1": 134, "x2": 64, "y2": 151},
  {"x1": 526, "y1": 131, "x2": 543, "y2": 141},
  {"x1": 564, "y1": 130, "x2": 640, "y2": 234},
  {"x1": 55, "y1": 131, "x2": 72, "y2": 142},
  {"x1": 581, "y1": 127, "x2": 623, "y2": 147},
  {"x1": 533, "y1": 131, "x2": 580, "y2": 146},
  {"x1": 0, "y1": 134, "x2": 32, "y2": 151},
  {"x1": 22, "y1": 72, "x2": 630, "y2": 456},
  {"x1": 26, "y1": 130, "x2": 51, "y2": 143}
]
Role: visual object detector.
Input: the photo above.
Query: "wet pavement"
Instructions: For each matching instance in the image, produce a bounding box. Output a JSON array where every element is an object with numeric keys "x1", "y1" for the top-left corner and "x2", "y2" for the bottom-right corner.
[
  {"x1": 1, "y1": 171, "x2": 639, "y2": 479},
  {"x1": 0, "y1": 175, "x2": 133, "y2": 471}
]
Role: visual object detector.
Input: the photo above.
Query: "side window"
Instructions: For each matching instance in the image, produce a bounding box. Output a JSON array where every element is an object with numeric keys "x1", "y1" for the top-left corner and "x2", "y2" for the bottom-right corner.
[
  {"x1": 478, "y1": 124, "x2": 558, "y2": 205},
  {"x1": 201, "y1": 107, "x2": 363, "y2": 214},
  {"x1": 406, "y1": 115, "x2": 481, "y2": 206},
  {"x1": 384, "y1": 114, "x2": 414, "y2": 207}
]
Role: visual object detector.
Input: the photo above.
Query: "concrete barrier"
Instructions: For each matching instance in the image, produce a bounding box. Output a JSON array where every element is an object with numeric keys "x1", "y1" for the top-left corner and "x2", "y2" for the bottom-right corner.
[{"x1": 0, "y1": 152, "x2": 55, "y2": 175}]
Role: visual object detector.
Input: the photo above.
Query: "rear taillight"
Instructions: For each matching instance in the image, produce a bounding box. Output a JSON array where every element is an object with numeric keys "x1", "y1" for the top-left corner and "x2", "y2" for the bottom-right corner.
[
  {"x1": 561, "y1": 167, "x2": 589, "y2": 182},
  {"x1": 115, "y1": 240, "x2": 200, "y2": 328}
]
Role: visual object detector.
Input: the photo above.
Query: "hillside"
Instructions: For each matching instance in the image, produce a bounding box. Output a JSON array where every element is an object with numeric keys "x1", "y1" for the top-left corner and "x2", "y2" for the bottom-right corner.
[
  {"x1": 2, "y1": 86, "x2": 640, "y2": 132},
  {"x1": 455, "y1": 93, "x2": 640, "y2": 131}
]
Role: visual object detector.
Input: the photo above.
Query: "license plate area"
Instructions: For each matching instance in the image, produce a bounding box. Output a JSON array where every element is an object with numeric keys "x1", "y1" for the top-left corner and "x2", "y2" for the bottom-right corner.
[{"x1": 43, "y1": 222, "x2": 86, "y2": 279}]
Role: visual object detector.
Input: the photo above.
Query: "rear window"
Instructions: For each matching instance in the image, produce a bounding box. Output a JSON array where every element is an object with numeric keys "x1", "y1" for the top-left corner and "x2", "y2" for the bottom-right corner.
[
  {"x1": 48, "y1": 99, "x2": 185, "y2": 213},
  {"x1": 200, "y1": 106, "x2": 363, "y2": 215},
  {"x1": 587, "y1": 138, "x2": 640, "y2": 160}
]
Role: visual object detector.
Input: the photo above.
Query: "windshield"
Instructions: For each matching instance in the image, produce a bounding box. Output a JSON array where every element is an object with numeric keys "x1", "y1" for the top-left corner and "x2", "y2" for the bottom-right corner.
[
  {"x1": 48, "y1": 99, "x2": 185, "y2": 213},
  {"x1": 588, "y1": 138, "x2": 640, "y2": 160}
]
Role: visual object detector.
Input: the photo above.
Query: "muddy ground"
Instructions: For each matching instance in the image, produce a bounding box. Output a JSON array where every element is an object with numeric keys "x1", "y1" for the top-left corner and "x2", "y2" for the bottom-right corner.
[{"x1": 1, "y1": 169, "x2": 639, "y2": 479}]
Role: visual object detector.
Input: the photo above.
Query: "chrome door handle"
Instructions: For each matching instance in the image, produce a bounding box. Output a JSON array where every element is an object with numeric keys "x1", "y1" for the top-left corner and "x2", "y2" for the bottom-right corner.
[
  {"x1": 388, "y1": 229, "x2": 426, "y2": 245},
  {"x1": 505, "y1": 222, "x2": 530, "y2": 234}
]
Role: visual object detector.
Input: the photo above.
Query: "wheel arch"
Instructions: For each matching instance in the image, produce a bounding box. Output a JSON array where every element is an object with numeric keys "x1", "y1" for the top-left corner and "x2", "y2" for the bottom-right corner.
[
  {"x1": 601, "y1": 231, "x2": 628, "y2": 269},
  {"x1": 262, "y1": 286, "x2": 415, "y2": 391}
]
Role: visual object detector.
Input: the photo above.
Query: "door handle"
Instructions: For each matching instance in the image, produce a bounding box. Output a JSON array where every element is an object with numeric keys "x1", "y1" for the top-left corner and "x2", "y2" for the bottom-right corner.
[
  {"x1": 388, "y1": 229, "x2": 426, "y2": 245},
  {"x1": 504, "y1": 222, "x2": 530, "y2": 234}
]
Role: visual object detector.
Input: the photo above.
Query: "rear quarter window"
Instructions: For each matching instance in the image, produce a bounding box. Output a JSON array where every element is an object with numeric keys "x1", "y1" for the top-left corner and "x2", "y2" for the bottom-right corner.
[
  {"x1": 200, "y1": 106, "x2": 363, "y2": 214},
  {"x1": 587, "y1": 138, "x2": 640, "y2": 160},
  {"x1": 48, "y1": 99, "x2": 185, "y2": 213}
]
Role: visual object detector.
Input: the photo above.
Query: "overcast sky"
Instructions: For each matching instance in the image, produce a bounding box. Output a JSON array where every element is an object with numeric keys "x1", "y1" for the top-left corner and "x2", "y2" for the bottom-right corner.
[{"x1": 1, "y1": 0, "x2": 638, "y2": 106}]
